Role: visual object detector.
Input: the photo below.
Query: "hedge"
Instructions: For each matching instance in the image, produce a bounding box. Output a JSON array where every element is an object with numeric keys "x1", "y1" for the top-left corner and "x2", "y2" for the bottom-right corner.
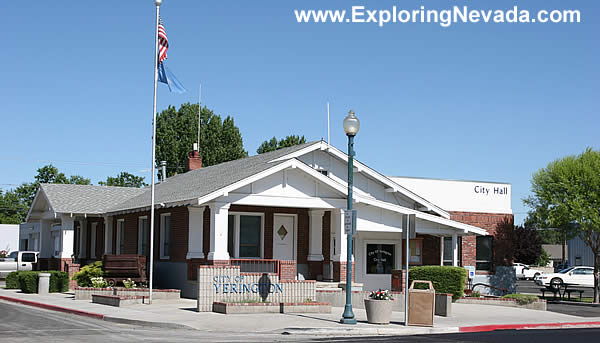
[
  {"x1": 16, "y1": 271, "x2": 70, "y2": 293},
  {"x1": 5, "y1": 271, "x2": 21, "y2": 289},
  {"x1": 408, "y1": 266, "x2": 467, "y2": 300},
  {"x1": 18, "y1": 271, "x2": 39, "y2": 293}
]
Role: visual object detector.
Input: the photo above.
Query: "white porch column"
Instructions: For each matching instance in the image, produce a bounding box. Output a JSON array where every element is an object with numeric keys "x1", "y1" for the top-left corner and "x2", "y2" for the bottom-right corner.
[
  {"x1": 307, "y1": 210, "x2": 325, "y2": 261},
  {"x1": 186, "y1": 206, "x2": 205, "y2": 259},
  {"x1": 103, "y1": 216, "x2": 113, "y2": 255},
  {"x1": 60, "y1": 216, "x2": 75, "y2": 259},
  {"x1": 440, "y1": 236, "x2": 444, "y2": 266},
  {"x1": 331, "y1": 209, "x2": 348, "y2": 262},
  {"x1": 78, "y1": 219, "x2": 87, "y2": 258},
  {"x1": 207, "y1": 202, "x2": 230, "y2": 261},
  {"x1": 452, "y1": 233, "x2": 458, "y2": 267},
  {"x1": 39, "y1": 219, "x2": 53, "y2": 258}
]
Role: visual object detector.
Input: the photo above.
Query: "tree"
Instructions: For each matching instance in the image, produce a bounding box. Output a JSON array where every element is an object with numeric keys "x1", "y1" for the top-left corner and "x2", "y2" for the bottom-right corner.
[
  {"x1": 156, "y1": 103, "x2": 247, "y2": 177},
  {"x1": 524, "y1": 213, "x2": 574, "y2": 263},
  {"x1": 257, "y1": 135, "x2": 306, "y2": 154},
  {"x1": 512, "y1": 225, "x2": 543, "y2": 265},
  {"x1": 524, "y1": 148, "x2": 600, "y2": 303},
  {"x1": 0, "y1": 189, "x2": 26, "y2": 224},
  {"x1": 0, "y1": 164, "x2": 91, "y2": 224},
  {"x1": 99, "y1": 172, "x2": 147, "y2": 188}
]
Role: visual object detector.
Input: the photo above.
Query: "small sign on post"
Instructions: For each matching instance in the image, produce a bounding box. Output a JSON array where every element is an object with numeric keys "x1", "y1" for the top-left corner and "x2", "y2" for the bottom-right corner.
[
  {"x1": 344, "y1": 210, "x2": 357, "y2": 235},
  {"x1": 402, "y1": 214, "x2": 417, "y2": 239}
]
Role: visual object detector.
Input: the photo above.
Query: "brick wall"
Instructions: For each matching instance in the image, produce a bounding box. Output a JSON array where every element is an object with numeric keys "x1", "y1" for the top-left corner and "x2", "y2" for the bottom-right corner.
[
  {"x1": 333, "y1": 261, "x2": 355, "y2": 283},
  {"x1": 450, "y1": 211, "x2": 515, "y2": 269},
  {"x1": 108, "y1": 206, "x2": 189, "y2": 262},
  {"x1": 280, "y1": 260, "x2": 297, "y2": 281}
]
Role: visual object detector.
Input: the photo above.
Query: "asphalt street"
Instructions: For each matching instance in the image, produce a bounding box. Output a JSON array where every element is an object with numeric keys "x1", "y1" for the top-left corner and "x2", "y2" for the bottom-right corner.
[{"x1": 2, "y1": 300, "x2": 600, "y2": 343}]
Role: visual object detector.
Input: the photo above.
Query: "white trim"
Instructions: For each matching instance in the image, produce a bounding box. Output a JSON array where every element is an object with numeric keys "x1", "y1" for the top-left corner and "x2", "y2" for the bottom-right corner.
[
  {"x1": 160, "y1": 213, "x2": 171, "y2": 259},
  {"x1": 116, "y1": 219, "x2": 125, "y2": 255},
  {"x1": 273, "y1": 213, "x2": 297, "y2": 261},
  {"x1": 228, "y1": 211, "x2": 265, "y2": 259},
  {"x1": 270, "y1": 141, "x2": 450, "y2": 218}
]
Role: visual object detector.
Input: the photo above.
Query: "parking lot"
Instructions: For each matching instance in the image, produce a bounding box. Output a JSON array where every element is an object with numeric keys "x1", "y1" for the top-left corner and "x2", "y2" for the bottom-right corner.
[{"x1": 516, "y1": 279, "x2": 600, "y2": 317}]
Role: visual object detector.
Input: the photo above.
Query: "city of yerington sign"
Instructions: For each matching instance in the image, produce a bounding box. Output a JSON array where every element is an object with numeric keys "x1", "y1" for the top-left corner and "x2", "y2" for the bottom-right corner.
[{"x1": 212, "y1": 275, "x2": 283, "y2": 294}]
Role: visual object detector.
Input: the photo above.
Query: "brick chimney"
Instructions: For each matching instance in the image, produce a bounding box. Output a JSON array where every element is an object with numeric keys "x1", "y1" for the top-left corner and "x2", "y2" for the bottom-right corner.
[{"x1": 186, "y1": 143, "x2": 202, "y2": 171}]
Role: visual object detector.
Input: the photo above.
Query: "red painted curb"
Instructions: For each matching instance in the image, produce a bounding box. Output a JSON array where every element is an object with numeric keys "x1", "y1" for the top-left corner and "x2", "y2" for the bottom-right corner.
[
  {"x1": 460, "y1": 321, "x2": 600, "y2": 333},
  {"x1": 0, "y1": 295, "x2": 105, "y2": 320}
]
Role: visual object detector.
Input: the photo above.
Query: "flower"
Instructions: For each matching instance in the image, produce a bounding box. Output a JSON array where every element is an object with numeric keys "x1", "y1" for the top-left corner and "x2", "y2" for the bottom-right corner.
[{"x1": 368, "y1": 289, "x2": 394, "y2": 301}]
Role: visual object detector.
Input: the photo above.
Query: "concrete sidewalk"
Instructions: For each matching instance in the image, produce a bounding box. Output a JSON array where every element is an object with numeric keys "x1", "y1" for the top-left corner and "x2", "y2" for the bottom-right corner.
[{"x1": 1, "y1": 288, "x2": 600, "y2": 336}]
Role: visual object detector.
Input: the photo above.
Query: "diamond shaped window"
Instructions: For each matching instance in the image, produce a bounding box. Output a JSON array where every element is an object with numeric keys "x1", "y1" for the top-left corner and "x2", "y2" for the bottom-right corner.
[{"x1": 277, "y1": 225, "x2": 288, "y2": 240}]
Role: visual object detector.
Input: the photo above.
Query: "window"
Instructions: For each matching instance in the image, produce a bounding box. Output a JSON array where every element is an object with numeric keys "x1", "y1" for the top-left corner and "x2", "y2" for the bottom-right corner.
[
  {"x1": 21, "y1": 253, "x2": 36, "y2": 263},
  {"x1": 573, "y1": 268, "x2": 593, "y2": 275},
  {"x1": 8, "y1": 251, "x2": 18, "y2": 260},
  {"x1": 51, "y1": 224, "x2": 61, "y2": 257},
  {"x1": 443, "y1": 237, "x2": 462, "y2": 266},
  {"x1": 409, "y1": 240, "x2": 423, "y2": 265},
  {"x1": 228, "y1": 215, "x2": 235, "y2": 256},
  {"x1": 239, "y1": 216, "x2": 261, "y2": 258},
  {"x1": 90, "y1": 223, "x2": 97, "y2": 259},
  {"x1": 366, "y1": 244, "x2": 395, "y2": 274},
  {"x1": 227, "y1": 213, "x2": 263, "y2": 258},
  {"x1": 138, "y1": 217, "x2": 149, "y2": 256},
  {"x1": 476, "y1": 236, "x2": 493, "y2": 271},
  {"x1": 160, "y1": 214, "x2": 171, "y2": 259},
  {"x1": 116, "y1": 219, "x2": 125, "y2": 255}
]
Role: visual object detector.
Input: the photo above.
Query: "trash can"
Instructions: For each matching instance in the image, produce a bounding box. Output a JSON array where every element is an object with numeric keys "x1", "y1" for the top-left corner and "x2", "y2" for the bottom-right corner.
[{"x1": 408, "y1": 280, "x2": 435, "y2": 327}]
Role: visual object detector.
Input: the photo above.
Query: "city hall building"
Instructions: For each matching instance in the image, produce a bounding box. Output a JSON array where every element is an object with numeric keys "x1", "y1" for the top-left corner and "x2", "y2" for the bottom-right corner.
[{"x1": 21, "y1": 140, "x2": 513, "y2": 297}]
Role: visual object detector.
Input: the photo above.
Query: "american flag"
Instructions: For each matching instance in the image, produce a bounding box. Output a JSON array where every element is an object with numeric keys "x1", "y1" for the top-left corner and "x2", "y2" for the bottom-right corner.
[{"x1": 158, "y1": 17, "x2": 168, "y2": 63}]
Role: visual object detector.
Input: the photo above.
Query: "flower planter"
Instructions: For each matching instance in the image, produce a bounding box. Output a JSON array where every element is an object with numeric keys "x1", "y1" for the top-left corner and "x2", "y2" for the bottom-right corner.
[{"x1": 364, "y1": 299, "x2": 393, "y2": 324}]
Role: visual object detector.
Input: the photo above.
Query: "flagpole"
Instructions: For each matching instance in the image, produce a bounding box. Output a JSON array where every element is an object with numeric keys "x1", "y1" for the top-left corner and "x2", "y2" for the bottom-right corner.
[
  {"x1": 197, "y1": 84, "x2": 201, "y2": 148},
  {"x1": 149, "y1": 0, "x2": 162, "y2": 305}
]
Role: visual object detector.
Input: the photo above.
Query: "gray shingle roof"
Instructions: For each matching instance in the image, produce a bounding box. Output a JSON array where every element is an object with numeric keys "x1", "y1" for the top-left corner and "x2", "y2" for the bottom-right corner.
[
  {"x1": 40, "y1": 184, "x2": 146, "y2": 215},
  {"x1": 107, "y1": 141, "x2": 320, "y2": 213}
]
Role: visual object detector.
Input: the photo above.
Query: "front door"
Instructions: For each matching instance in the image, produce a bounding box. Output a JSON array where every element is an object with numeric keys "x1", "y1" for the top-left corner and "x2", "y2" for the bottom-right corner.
[{"x1": 273, "y1": 214, "x2": 295, "y2": 260}]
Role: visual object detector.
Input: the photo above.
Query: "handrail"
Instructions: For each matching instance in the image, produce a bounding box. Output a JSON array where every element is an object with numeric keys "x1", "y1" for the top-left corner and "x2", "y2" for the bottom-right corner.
[{"x1": 230, "y1": 259, "x2": 280, "y2": 275}]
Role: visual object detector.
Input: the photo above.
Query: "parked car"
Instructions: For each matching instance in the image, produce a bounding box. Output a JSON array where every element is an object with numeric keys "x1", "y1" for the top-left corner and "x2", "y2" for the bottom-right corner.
[
  {"x1": 513, "y1": 263, "x2": 544, "y2": 280},
  {"x1": 554, "y1": 262, "x2": 570, "y2": 273},
  {"x1": 0, "y1": 251, "x2": 38, "y2": 278},
  {"x1": 535, "y1": 266, "x2": 594, "y2": 289}
]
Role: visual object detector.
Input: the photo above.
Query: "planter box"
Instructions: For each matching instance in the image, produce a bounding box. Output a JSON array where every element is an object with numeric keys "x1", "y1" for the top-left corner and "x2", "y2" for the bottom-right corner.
[
  {"x1": 435, "y1": 293, "x2": 452, "y2": 317},
  {"x1": 212, "y1": 302, "x2": 331, "y2": 314},
  {"x1": 92, "y1": 294, "x2": 143, "y2": 307},
  {"x1": 456, "y1": 297, "x2": 546, "y2": 311},
  {"x1": 364, "y1": 299, "x2": 393, "y2": 324},
  {"x1": 74, "y1": 287, "x2": 180, "y2": 300}
]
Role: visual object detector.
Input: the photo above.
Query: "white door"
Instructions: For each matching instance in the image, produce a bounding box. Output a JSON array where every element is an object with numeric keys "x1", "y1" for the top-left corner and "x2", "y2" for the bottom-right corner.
[{"x1": 273, "y1": 215, "x2": 295, "y2": 260}]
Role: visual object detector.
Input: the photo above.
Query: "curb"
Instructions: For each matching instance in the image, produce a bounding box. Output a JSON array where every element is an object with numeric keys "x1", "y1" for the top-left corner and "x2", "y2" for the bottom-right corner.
[
  {"x1": 281, "y1": 327, "x2": 459, "y2": 336},
  {"x1": 460, "y1": 321, "x2": 600, "y2": 333},
  {"x1": 0, "y1": 295, "x2": 104, "y2": 320},
  {"x1": 0, "y1": 295, "x2": 193, "y2": 330}
]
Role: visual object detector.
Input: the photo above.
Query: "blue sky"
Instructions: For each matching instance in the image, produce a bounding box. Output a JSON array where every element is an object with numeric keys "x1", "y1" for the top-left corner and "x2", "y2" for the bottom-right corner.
[{"x1": 2, "y1": 0, "x2": 598, "y2": 224}]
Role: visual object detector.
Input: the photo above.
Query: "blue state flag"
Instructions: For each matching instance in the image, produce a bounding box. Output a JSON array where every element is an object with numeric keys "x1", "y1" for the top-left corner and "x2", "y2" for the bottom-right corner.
[{"x1": 158, "y1": 62, "x2": 187, "y2": 93}]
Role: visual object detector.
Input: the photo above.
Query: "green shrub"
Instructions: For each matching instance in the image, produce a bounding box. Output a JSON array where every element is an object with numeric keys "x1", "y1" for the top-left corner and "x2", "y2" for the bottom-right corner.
[
  {"x1": 45, "y1": 271, "x2": 69, "y2": 292},
  {"x1": 18, "y1": 271, "x2": 39, "y2": 293},
  {"x1": 502, "y1": 293, "x2": 538, "y2": 305},
  {"x1": 408, "y1": 266, "x2": 467, "y2": 300},
  {"x1": 73, "y1": 261, "x2": 103, "y2": 287},
  {"x1": 5, "y1": 271, "x2": 21, "y2": 289}
]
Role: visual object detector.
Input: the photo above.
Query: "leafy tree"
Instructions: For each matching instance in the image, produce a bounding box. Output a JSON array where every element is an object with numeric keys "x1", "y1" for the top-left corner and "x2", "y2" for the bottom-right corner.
[
  {"x1": 156, "y1": 103, "x2": 247, "y2": 177},
  {"x1": 1, "y1": 164, "x2": 91, "y2": 224},
  {"x1": 0, "y1": 189, "x2": 26, "y2": 224},
  {"x1": 512, "y1": 225, "x2": 543, "y2": 265},
  {"x1": 535, "y1": 249, "x2": 551, "y2": 267},
  {"x1": 257, "y1": 135, "x2": 306, "y2": 154},
  {"x1": 99, "y1": 172, "x2": 147, "y2": 188},
  {"x1": 524, "y1": 148, "x2": 600, "y2": 303}
]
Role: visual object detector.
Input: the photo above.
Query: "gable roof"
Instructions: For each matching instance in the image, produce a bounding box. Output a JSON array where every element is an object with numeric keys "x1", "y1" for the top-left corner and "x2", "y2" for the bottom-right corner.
[
  {"x1": 270, "y1": 141, "x2": 450, "y2": 218},
  {"x1": 38, "y1": 183, "x2": 146, "y2": 216},
  {"x1": 107, "y1": 141, "x2": 320, "y2": 213}
]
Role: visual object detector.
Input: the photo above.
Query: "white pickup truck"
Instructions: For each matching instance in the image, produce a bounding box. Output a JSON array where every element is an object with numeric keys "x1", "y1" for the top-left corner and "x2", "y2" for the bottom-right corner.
[{"x1": 0, "y1": 251, "x2": 38, "y2": 278}]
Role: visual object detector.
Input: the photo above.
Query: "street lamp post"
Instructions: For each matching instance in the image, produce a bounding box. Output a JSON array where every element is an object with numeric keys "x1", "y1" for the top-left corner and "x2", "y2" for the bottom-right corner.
[{"x1": 341, "y1": 110, "x2": 360, "y2": 324}]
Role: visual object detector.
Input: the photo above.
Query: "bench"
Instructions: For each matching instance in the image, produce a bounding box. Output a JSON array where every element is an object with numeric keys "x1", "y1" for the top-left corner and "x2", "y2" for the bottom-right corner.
[
  {"x1": 102, "y1": 255, "x2": 147, "y2": 286},
  {"x1": 564, "y1": 289, "x2": 584, "y2": 301},
  {"x1": 540, "y1": 288, "x2": 560, "y2": 299}
]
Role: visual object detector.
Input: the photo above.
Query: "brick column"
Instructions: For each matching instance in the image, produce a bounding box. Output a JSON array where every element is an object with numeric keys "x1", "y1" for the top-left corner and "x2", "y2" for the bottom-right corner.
[
  {"x1": 280, "y1": 260, "x2": 297, "y2": 281},
  {"x1": 462, "y1": 235, "x2": 476, "y2": 268}
]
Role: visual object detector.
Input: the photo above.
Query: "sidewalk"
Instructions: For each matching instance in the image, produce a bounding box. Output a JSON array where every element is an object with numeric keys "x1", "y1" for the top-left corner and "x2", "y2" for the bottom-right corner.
[{"x1": 2, "y1": 288, "x2": 600, "y2": 336}]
